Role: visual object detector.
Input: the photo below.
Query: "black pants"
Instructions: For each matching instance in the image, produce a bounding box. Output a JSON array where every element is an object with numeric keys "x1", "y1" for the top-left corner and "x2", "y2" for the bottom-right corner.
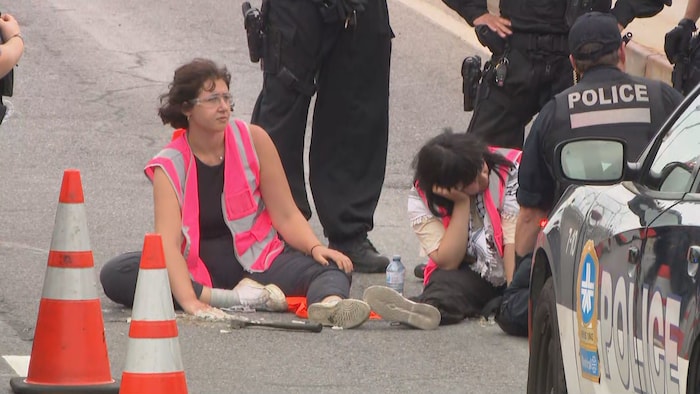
[
  {"x1": 415, "y1": 263, "x2": 505, "y2": 325},
  {"x1": 494, "y1": 254, "x2": 531, "y2": 337},
  {"x1": 251, "y1": 0, "x2": 392, "y2": 242},
  {"x1": 99, "y1": 248, "x2": 351, "y2": 308},
  {"x1": 468, "y1": 40, "x2": 573, "y2": 149}
]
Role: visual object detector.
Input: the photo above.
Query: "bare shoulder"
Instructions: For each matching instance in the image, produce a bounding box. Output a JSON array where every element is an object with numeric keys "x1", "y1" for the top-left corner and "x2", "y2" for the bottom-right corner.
[
  {"x1": 248, "y1": 123, "x2": 278, "y2": 158},
  {"x1": 248, "y1": 123, "x2": 273, "y2": 146}
]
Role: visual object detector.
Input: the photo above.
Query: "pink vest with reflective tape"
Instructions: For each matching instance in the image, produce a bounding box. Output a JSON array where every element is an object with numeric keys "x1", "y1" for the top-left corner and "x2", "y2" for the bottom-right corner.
[
  {"x1": 418, "y1": 147, "x2": 522, "y2": 285},
  {"x1": 144, "y1": 120, "x2": 284, "y2": 287}
]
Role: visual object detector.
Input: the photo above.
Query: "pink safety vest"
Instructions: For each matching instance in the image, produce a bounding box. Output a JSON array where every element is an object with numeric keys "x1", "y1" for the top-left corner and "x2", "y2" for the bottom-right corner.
[
  {"x1": 144, "y1": 119, "x2": 284, "y2": 287},
  {"x1": 418, "y1": 147, "x2": 522, "y2": 285}
]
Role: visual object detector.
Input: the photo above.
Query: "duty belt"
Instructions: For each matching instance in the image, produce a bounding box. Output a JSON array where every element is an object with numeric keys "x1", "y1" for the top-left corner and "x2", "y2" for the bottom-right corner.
[{"x1": 509, "y1": 33, "x2": 568, "y2": 54}]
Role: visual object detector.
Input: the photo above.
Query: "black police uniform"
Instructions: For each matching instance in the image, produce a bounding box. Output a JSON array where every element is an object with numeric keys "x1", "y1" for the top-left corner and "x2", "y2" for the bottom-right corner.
[
  {"x1": 518, "y1": 65, "x2": 682, "y2": 212},
  {"x1": 441, "y1": 0, "x2": 670, "y2": 149},
  {"x1": 251, "y1": 0, "x2": 392, "y2": 244}
]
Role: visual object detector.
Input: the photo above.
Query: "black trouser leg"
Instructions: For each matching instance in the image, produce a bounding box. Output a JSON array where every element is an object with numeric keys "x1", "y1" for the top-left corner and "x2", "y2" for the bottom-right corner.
[
  {"x1": 416, "y1": 264, "x2": 504, "y2": 325},
  {"x1": 251, "y1": 0, "x2": 324, "y2": 220},
  {"x1": 310, "y1": 0, "x2": 392, "y2": 241},
  {"x1": 99, "y1": 251, "x2": 203, "y2": 309},
  {"x1": 252, "y1": 79, "x2": 313, "y2": 218},
  {"x1": 495, "y1": 254, "x2": 532, "y2": 337},
  {"x1": 250, "y1": 248, "x2": 351, "y2": 304}
]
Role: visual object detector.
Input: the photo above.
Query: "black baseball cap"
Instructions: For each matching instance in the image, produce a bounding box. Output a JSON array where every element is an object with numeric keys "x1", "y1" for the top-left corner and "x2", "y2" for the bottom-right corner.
[{"x1": 569, "y1": 12, "x2": 622, "y2": 61}]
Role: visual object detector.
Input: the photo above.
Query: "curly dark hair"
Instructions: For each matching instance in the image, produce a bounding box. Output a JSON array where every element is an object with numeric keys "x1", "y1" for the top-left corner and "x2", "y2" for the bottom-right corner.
[
  {"x1": 412, "y1": 129, "x2": 514, "y2": 217},
  {"x1": 157, "y1": 58, "x2": 231, "y2": 129}
]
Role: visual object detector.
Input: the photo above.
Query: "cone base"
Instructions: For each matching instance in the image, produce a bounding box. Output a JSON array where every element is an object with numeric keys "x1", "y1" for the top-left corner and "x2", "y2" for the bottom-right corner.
[{"x1": 10, "y1": 377, "x2": 120, "y2": 393}]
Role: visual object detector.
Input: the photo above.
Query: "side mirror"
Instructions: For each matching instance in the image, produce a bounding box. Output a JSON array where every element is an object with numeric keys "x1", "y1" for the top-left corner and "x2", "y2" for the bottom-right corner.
[{"x1": 554, "y1": 138, "x2": 627, "y2": 184}]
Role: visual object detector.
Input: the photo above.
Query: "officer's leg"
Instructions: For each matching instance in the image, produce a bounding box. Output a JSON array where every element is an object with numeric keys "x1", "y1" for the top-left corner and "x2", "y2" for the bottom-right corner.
[
  {"x1": 540, "y1": 52, "x2": 574, "y2": 108},
  {"x1": 467, "y1": 49, "x2": 541, "y2": 149},
  {"x1": 251, "y1": 0, "x2": 322, "y2": 219},
  {"x1": 311, "y1": 1, "x2": 392, "y2": 242}
]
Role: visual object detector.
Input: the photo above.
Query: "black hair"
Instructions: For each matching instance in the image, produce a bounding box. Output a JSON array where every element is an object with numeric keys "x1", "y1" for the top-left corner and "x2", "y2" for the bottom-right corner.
[
  {"x1": 157, "y1": 58, "x2": 232, "y2": 129},
  {"x1": 411, "y1": 129, "x2": 514, "y2": 217}
]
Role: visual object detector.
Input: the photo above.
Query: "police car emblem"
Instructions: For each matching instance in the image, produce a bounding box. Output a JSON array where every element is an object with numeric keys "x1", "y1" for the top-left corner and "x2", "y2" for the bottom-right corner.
[{"x1": 577, "y1": 240, "x2": 600, "y2": 382}]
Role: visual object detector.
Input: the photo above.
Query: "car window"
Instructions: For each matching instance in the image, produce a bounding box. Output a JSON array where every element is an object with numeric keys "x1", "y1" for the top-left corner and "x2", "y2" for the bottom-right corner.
[{"x1": 644, "y1": 95, "x2": 700, "y2": 193}]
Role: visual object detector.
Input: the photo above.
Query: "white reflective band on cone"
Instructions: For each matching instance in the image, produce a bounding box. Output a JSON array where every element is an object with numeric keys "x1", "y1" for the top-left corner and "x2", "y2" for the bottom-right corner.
[
  {"x1": 50, "y1": 203, "x2": 92, "y2": 251},
  {"x1": 123, "y1": 337, "x2": 184, "y2": 373},
  {"x1": 41, "y1": 266, "x2": 99, "y2": 300},
  {"x1": 132, "y1": 269, "x2": 176, "y2": 321}
]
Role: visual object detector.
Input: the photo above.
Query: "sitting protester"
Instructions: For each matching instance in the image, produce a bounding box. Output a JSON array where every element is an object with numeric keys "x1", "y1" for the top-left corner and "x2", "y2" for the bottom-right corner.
[
  {"x1": 100, "y1": 58, "x2": 371, "y2": 329},
  {"x1": 364, "y1": 131, "x2": 520, "y2": 329}
]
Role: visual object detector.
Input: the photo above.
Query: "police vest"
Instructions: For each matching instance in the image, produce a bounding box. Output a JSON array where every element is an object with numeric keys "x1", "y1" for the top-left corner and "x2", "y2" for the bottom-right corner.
[
  {"x1": 144, "y1": 119, "x2": 284, "y2": 287},
  {"x1": 549, "y1": 72, "x2": 666, "y2": 200},
  {"x1": 552, "y1": 73, "x2": 667, "y2": 161},
  {"x1": 416, "y1": 147, "x2": 522, "y2": 285}
]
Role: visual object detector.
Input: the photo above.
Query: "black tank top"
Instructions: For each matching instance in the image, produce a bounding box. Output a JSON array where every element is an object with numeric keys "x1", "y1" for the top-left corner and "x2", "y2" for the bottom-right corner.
[{"x1": 195, "y1": 156, "x2": 244, "y2": 289}]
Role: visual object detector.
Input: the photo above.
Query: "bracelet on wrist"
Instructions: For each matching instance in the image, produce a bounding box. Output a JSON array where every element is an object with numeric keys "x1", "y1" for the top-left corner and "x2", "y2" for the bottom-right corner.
[{"x1": 309, "y1": 244, "x2": 323, "y2": 255}]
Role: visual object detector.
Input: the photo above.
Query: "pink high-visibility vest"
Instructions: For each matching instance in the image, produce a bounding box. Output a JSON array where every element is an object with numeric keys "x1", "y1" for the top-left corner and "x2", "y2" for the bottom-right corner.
[{"x1": 144, "y1": 119, "x2": 284, "y2": 287}]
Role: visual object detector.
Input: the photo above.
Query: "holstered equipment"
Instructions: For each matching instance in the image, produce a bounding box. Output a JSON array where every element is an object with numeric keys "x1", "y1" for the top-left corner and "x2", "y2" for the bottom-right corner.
[
  {"x1": 462, "y1": 55, "x2": 482, "y2": 111},
  {"x1": 242, "y1": 1, "x2": 265, "y2": 63}
]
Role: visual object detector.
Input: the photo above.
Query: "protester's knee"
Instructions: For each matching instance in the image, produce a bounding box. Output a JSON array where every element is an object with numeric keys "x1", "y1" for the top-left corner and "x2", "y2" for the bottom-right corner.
[
  {"x1": 99, "y1": 261, "x2": 121, "y2": 305},
  {"x1": 308, "y1": 267, "x2": 350, "y2": 304},
  {"x1": 99, "y1": 251, "x2": 141, "y2": 307}
]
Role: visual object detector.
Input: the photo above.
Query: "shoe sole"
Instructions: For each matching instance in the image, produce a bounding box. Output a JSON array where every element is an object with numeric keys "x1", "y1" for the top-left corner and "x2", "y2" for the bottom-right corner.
[
  {"x1": 307, "y1": 299, "x2": 370, "y2": 329},
  {"x1": 363, "y1": 285, "x2": 441, "y2": 330}
]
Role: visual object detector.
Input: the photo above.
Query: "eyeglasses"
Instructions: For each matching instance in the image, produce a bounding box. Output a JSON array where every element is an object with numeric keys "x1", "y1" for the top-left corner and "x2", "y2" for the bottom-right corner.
[{"x1": 190, "y1": 93, "x2": 234, "y2": 108}]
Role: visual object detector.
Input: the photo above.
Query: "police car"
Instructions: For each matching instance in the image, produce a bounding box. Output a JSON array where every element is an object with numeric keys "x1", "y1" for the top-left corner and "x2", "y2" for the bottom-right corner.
[{"x1": 526, "y1": 85, "x2": 700, "y2": 394}]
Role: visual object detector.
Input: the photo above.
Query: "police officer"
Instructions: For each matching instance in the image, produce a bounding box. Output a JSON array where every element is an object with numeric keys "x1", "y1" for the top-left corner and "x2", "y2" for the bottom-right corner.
[
  {"x1": 250, "y1": 0, "x2": 393, "y2": 272},
  {"x1": 516, "y1": 11, "x2": 682, "y2": 265},
  {"x1": 484, "y1": 12, "x2": 683, "y2": 338},
  {"x1": 665, "y1": 0, "x2": 700, "y2": 94},
  {"x1": 252, "y1": 0, "x2": 393, "y2": 272},
  {"x1": 442, "y1": 0, "x2": 670, "y2": 149}
]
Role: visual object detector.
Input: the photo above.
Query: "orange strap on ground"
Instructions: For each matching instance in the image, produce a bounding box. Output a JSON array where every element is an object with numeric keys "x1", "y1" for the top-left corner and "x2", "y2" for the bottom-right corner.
[{"x1": 286, "y1": 296, "x2": 381, "y2": 319}]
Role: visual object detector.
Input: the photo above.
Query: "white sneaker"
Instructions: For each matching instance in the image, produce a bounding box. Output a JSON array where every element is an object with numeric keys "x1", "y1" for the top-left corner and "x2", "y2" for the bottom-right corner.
[
  {"x1": 363, "y1": 285, "x2": 441, "y2": 330},
  {"x1": 307, "y1": 299, "x2": 370, "y2": 329},
  {"x1": 233, "y1": 278, "x2": 288, "y2": 312}
]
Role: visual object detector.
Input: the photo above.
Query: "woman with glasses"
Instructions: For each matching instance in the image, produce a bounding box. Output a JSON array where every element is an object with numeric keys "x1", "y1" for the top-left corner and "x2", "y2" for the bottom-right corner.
[{"x1": 100, "y1": 58, "x2": 371, "y2": 329}]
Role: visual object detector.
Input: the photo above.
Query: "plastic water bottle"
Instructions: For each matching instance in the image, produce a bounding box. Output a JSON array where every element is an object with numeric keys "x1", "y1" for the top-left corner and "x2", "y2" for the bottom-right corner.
[{"x1": 386, "y1": 255, "x2": 406, "y2": 295}]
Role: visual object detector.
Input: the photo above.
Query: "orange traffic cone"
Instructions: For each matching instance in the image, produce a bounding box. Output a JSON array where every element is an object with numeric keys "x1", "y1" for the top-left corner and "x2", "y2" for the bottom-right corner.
[
  {"x1": 10, "y1": 169, "x2": 120, "y2": 393},
  {"x1": 119, "y1": 233, "x2": 187, "y2": 394}
]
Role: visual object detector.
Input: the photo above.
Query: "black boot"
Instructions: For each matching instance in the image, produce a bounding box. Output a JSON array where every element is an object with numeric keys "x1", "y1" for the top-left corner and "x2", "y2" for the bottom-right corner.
[
  {"x1": 330, "y1": 236, "x2": 389, "y2": 273},
  {"x1": 414, "y1": 262, "x2": 427, "y2": 279}
]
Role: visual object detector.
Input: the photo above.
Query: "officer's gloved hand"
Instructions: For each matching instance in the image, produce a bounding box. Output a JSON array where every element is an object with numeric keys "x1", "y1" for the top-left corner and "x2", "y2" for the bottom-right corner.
[{"x1": 665, "y1": 18, "x2": 697, "y2": 63}]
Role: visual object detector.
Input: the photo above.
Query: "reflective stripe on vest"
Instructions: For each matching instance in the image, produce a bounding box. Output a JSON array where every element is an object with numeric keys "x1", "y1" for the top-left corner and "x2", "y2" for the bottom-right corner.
[
  {"x1": 415, "y1": 146, "x2": 521, "y2": 285},
  {"x1": 144, "y1": 119, "x2": 284, "y2": 287}
]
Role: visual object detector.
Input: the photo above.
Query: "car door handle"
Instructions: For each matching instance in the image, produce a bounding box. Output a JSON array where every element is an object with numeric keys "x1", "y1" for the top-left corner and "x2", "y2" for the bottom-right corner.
[{"x1": 687, "y1": 246, "x2": 700, "y2": 278}]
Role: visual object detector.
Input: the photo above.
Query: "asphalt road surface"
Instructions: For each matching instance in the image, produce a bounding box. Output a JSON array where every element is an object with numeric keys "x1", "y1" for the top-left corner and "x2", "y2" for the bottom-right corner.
[{"x1": 0, "y1": 1, "x2": 528, "y2": 393}]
